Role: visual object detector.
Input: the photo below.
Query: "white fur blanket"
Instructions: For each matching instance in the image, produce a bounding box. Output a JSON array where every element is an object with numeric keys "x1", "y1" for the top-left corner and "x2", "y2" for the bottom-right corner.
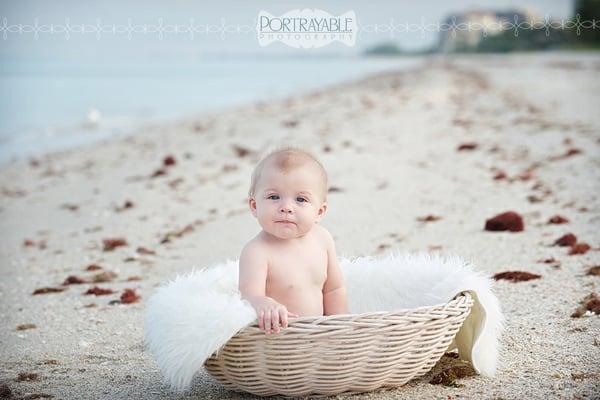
[{"x1": 144, "y1": 252, "x2": 504, "y2": 392}]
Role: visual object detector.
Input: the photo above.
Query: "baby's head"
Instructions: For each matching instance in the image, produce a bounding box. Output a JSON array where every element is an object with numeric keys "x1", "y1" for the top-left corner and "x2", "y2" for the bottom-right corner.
[{"x1": 248, "y1": 148, "x2": 328, "y2": 240}]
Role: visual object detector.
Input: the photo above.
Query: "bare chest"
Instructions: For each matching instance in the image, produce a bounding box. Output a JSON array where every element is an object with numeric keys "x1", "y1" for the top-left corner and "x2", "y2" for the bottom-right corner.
[{"x1": 266, "y1": 246, "x2": 328, "y2": 291}]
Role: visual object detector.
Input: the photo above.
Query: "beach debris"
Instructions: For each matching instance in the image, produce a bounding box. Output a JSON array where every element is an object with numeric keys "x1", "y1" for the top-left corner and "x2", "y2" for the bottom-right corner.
[
  {"x1": 16, "y1": 372, "x2": 39, "y2": 382},
  {"x1": 282, "y1": 119, "x2": 299, "y2": 128},
  {"x1": 548, "y1": 215, "x2": 569, "y2": 224},
  {"x1": 102, "y1": 238, "x2": 128, "y2": 251},
  {"x1": 571, "y1": 293, "x2": 600, "y2": 318},
  {"x1": 516, "y1": 169, "x2": 535, "y2": 181},
  {"x1": 126, "y1": 276, "x2": 142, "y2": 281},
  {"x1": 571, "y1": 372, "x2": 600, "y2": 381},
  {"x1": 322, "y1": 145, "x2": 332, "y2": 153},
  {"x1": 84, "y1": 225, "x2": 103, "y2": 233},
  {"x1": 0, "y1": 383, "x2": 11, "y2": 398},
  {"x1": 429, "y1": 363, "x2": 475, "y2": 387},
  {"x1": 39, "y1": 360, "x2": 59, "y2": 366},
  {"x1": 443, "y1": 352, "x2": 459, "y2": 359},
  {"x1": 87, "y1": 108, "x2": 101, "y2": 125},
  {"x1": 16, "y1": 324, "x2": 37, "y2": 331},
  {"x1": 120, "y1": 288, "x2": 141, "y2": 304},
  {"x1": 569, "y1": 243, "x2": 591, "y2": 256},
  {"x1": 376, "y1": 181, "x2": 388, "y2": 190},
  {"x1": 360, "y1": 95, "x2": 375, "y2": 109},
  {"x1": 91, "y1": 271, "x2": 118, "y2": 283},
  {"x1": 84, "y1": 286, "x2": 115, "y2": 296},
  {"x1": 85, "y1": 264, "x2": 102, "y2": 271},
  {"x1": 376, "y1": 243, "x2": 390, "y2": 252},
  {"x1": 60, "y1": 203, "x2": 79, "y2": 212},
  {"x1": 150, "y1": 168, "x2": 167, "y2": 178},
  {"x1": 62, "y1": 275, "x2": 88, "y2": 285},
  {"x1": 222, "y1": 164, "x2": 238, "y2": 173},
  {"x1": 456, "y1": 142, "x2": 477, "y2": 151},
  {"x1": 163, "y1": 155, "x2": 176, "y2": 167},
  {"x1": 492, "y1": 170, "x2": 507, "y2": 180},
  {"x1": 554, "y1": 233, "x2": 577, "y2": 247},
  {"x1": 452, "y1": 118, "x2": 474, "y2": 130},
  {"x1": 484, "y1": 211, "x2": 524, "y2": 232},
  {"x1": 232, "y1": 145, "x2": 253, "y2": 158},
  {"x1": 23, "y1": 239, "x2": 47, "y2": 250},
  {"x1": 160, "y1": 221, "x2": 202, "y2": 244},
  {"x1": 417, "y1": 215, "x2": 442, "y2": 223},
  {"x1": 168, "y1": 177, "x2": 184, "y2": 189},
  {"x1": 586, "y1": 266, "x2": 600, "y2": 277},
  {"x1": 193, "y1": 122, "x2": 208, "y2": 132},
  {"x1": 493, "y1": 271, "x2": 541, "y2": 282},
  {"x1": 20, "y1": 393, "x2": 53, "y2": 399},
  {"x1": 549, "y1": 148, "x2": 582, "y2": 161},
  {"x1": 32, "y1": 287, "x2": 66, "y2": 295},
  {"x1": 527, "y1": 195, "x2": 543, "y2": 203},
  {"x1": 536, "y1": 257, "x2": 561, "y2": 268},
  {"x1": 328, "y1": 186, "x2": 343, "y2": 193},
  {"x1": 136, "y1": 247, "x2": 156, "y2": 255},
  {"x1": 1, "y1": 186, "x2": 27, "y2": 198},
  {"x1": 114, "y1": 200, "x2": 134, "y2": 212}
]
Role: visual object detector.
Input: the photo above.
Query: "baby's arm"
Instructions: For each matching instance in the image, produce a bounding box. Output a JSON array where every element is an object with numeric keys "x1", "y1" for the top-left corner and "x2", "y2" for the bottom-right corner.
[
  {"x1": 238, "y1": 242, "x2": 298, "y2": 334},
  {"x1": 322, "y1": 230, "x2": 349, "y2": 315}
]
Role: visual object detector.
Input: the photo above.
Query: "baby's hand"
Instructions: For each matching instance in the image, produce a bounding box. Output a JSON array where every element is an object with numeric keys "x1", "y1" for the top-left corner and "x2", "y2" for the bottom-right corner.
[{"x1": 252, "y1": 297, "x2": 299, "y2": 335}]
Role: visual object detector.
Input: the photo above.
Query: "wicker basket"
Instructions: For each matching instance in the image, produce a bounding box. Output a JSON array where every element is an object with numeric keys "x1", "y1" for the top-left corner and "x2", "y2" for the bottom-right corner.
[{"x1": 204, "y1": 292, "x2": 473, "y2": 397}]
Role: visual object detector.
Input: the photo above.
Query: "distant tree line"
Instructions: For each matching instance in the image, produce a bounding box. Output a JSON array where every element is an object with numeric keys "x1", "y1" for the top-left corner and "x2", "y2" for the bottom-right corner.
[
  {"x1": 363, "y1": 0, "x2": 600, "y2": 55},
  {"x1": 474, "y1": 0, "x2": 600, "y2": 52}
]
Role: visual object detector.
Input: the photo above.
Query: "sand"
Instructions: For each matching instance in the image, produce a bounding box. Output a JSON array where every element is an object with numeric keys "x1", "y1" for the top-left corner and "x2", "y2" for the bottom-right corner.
[{"x1": 1, "y1": 52, "x2": 599, "y2": 399}]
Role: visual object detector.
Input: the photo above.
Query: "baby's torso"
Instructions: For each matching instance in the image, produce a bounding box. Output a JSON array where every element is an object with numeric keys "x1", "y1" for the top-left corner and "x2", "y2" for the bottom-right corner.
[{"x1": 264, "y1": 229, "x2": 328, "y2": 317}]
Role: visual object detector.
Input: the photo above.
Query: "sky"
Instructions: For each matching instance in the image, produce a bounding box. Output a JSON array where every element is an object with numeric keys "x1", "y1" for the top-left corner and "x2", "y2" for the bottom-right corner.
[{"x1": 0, "y1": 0, "x2": 575, "y2": 63}]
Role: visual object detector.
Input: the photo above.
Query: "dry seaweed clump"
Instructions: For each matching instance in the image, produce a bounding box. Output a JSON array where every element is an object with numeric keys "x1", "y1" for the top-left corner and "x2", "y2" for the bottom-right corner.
[
  {"x1": 429, "y1": 362, "x2": 475, "y2": 387},
  {"x1": 493, "y1": 271, "x2": 541, "y2": 282},
  {"x1": 484, "y1": 211, "x2": 524, "y2": 232},
  {"x1": 571, "y1": 293, "x2": 600, "y2": 318}
]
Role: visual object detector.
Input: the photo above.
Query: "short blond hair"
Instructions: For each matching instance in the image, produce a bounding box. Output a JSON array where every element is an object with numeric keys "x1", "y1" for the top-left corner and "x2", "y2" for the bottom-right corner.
[{"x1": 248, "y1": 147, "x2": 328, "y2": 201}]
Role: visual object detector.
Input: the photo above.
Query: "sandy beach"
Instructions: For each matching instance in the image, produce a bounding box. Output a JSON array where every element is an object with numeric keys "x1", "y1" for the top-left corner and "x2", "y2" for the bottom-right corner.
[{"x1": 1, "y1": 52, "x2": 599, "y2": 399}]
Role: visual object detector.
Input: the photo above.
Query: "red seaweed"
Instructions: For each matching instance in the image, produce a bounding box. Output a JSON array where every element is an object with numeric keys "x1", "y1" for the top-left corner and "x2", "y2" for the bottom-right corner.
[
  {"x1": 485, "y1": 211, "x2": 524, "y2": 232},
  {"x1": 493, "y1": 271, "x2": 541, "y2": 282}
]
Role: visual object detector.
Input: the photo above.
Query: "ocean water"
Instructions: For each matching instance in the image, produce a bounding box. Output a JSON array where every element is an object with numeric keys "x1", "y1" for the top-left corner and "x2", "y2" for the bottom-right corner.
[{"x1": 0, "y1": 56, "x2": 423, "y2": 163}]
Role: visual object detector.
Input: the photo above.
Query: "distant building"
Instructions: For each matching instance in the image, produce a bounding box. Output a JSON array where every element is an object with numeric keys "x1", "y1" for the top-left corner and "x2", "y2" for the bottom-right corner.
[{"x1": 438, "y1": 9, "x2": 540, "y2": 52}]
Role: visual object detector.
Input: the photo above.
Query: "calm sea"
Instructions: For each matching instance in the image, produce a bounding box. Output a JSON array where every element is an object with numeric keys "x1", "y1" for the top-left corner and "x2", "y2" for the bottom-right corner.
[{"x1": 0, "y1": 56, "x2": 423, "y2": 163}]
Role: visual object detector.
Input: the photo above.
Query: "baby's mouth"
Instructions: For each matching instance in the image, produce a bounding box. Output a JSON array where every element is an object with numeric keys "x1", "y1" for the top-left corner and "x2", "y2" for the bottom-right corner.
[{"x1": 275, "y1": 220, "x2": 296, "y2": 225}]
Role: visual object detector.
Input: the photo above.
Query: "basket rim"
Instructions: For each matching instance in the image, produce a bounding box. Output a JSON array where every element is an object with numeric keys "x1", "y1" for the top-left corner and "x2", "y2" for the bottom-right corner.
[{"x1": 242, "y1": 291, "x2": 473, "y2": 328}]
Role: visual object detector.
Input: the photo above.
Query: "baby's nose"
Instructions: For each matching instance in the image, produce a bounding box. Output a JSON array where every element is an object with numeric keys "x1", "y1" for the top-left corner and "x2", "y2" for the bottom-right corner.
[{"x1": 279, "y1": 204, "x2": 293, "y2": 213}]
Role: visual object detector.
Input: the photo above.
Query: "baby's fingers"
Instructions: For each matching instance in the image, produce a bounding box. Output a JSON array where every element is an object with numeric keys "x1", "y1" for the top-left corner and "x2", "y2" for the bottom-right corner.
[
  {"x1": 258, "y1": 310, "x2": 265, "y2": 331},
  {"x1": 279, "y1": 308, "x2": 288, "y2": 329},
  {"x1": 272, "y1": 310, "x2": 281, "y2": 333},
  {"x1": 264, "y1": 309, "x2": 272, "y2": 334}
]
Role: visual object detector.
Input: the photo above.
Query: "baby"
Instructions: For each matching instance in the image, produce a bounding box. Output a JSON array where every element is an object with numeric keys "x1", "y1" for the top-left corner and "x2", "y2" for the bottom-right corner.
[{"x1": 238, "y1": 148, "x2": 348, "y2": 335}]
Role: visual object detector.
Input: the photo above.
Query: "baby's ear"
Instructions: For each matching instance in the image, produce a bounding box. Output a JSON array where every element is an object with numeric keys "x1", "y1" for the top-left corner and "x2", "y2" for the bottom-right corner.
[
  {"x1": 316, "y1": 202, "x2": 328, "y2": 221},
  {"x1": 248, "y1": 197, "x2": 258, "y2": 218}
]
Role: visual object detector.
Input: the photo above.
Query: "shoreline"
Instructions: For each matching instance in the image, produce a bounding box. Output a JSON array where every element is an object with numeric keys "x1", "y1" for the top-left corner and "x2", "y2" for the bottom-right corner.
[
  {"x1": 0, "y1": 55, "x2": 424, "y2": 166},
  {"x1": 1, "y1": 52, "x2": 599, "y2": 399}
]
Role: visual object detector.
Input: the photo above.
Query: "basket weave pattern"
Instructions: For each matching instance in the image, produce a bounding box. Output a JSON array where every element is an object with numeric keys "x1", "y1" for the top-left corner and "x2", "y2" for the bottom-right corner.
[{"x1": 204, "y1": 292, "x2": 473, "y2": 396}]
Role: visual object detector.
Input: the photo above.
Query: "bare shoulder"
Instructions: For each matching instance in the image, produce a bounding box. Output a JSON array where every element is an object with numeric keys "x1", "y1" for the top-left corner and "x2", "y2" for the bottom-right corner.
[
  {"x1": 313, "y1": 224, "x2": 335, "y2": 247},
  {"x1": 240, "y1": 235, "x2": 269, "y2": 264}
]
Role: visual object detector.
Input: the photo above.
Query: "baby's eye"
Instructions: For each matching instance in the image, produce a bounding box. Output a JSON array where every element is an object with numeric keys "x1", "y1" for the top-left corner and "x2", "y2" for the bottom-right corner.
[
  {"x1": 267, "y1": 194, "x2": 280, "y2": 200},
  {"x1": 296, "y1": 197, "x2": 308, "y2": 203}
]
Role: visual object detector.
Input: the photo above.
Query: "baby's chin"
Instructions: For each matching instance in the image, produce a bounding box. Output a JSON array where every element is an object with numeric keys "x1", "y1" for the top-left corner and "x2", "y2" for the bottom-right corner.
[{"x1": 265, "y1": 225, "x2": 305, "y2": 240}]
